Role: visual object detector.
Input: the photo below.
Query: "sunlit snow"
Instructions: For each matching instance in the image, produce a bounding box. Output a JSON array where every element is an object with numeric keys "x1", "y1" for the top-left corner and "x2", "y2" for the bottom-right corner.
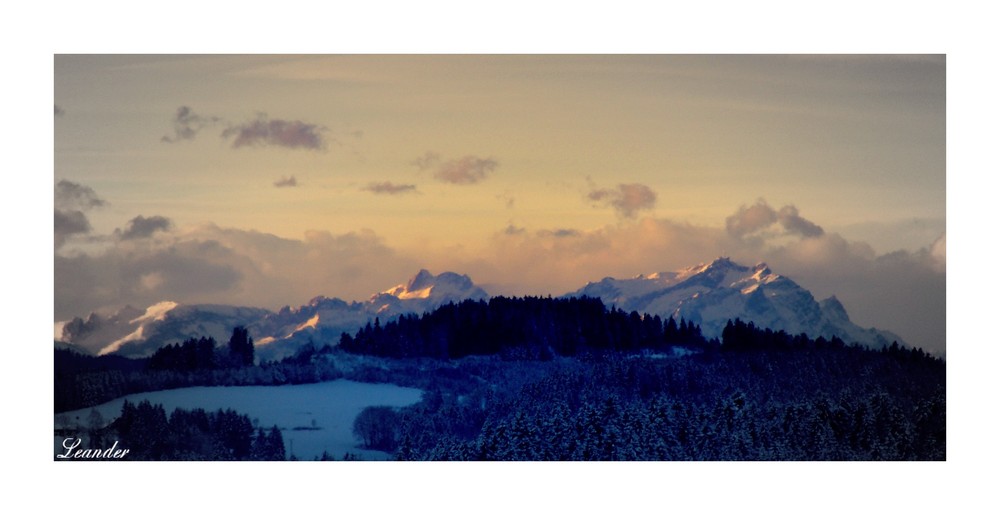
[{"x1": 294, "y1": 313, "x2": 321, "y2": 332}]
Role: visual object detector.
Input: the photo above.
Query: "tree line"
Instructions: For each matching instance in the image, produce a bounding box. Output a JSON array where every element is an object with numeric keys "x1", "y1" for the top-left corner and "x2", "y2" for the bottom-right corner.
[
  {"x1": 339, "y1": 296, "x2": 709, "y2": 359},
  {"x1": 65, "y1": 400, "x2": 285, "y2": 460},
  {"x1": 148, "y1": 326, "x2": 254, "y2": 371},
  {"x1": 56, "y1": 326, "x2": 272, "y2": 412}
]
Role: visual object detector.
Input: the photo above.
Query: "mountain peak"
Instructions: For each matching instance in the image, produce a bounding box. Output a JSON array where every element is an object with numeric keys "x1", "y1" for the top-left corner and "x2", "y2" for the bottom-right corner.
[
  {"x1": 704, "y1": 256, "x2": 743, "y2": 270},
  {"x1": 710, "y1": 256, "x2": 736, "y2": 267},
  {"x1": 382, "y1": 269, "x2": 486, "y2": 302},
  {"x1": 685, "y1": 257, "x2": 747, "y2": 277},
  {"x1": 566, "y1": 259, "x2": 903, "y2": 349},
  {"x1": 406, "y1": 269, "x2": 436, "y2": 291}
]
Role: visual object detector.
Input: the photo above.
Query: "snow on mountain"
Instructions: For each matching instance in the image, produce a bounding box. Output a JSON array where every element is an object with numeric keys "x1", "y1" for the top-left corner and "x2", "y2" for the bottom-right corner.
[
  {"x1": 568, "y1": 257, "x2": 905, "y2": 348},
  {"x1": 98, "y1": 301, "x2": 180, "y2": 355},
  {"x1": 371, "y1": 269, "x2": 489, "y2": 312},
  {"x1": 55, "y1": 262, "x2": 902, "y2": 359},
  {"x1": 252, "y1": 270, "x2": 488, "y2": 360},
  {"x1": 59, "y1": 304, "x2": 150, "y2": 355},
  {"x1": 56, "y1": 269, "x2": 490, "y2": 361}
]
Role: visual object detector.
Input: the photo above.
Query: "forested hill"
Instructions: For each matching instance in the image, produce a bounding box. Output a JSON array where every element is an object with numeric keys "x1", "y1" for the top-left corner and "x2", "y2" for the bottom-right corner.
[
  {"x1": 335, "y1": 297, "x2": 944, "y2": 460},
  {"x1": 339, "y1": 296, "x2": 710, "y2": 359},
  {"x1": 332, "y1": 297, "x2": 943, "y2": 461},
  {"x1": 337, "y1": 295, "x2": 928, "y2": 360}
]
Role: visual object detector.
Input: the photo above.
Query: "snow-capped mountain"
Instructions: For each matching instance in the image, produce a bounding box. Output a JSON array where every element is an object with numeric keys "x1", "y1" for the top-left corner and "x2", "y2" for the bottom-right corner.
[
  {"x1": 371, "y1": 269, "x2": 489, "y2": 314},
  {"x1": 566, "y1": 257, "x2": 904, "y2": 348},
  {"x1": 249, "y1": 270, "x2": 488, "y2": 360},
  {"x1": 58, "y1": 301, "x2": 273, "y2": 358},
  {"x1": 56, "y1": 262, "x2": 902, "y2": 360},
  {"x1": 56, "y1": 270, "x2": 489, "y2": 360}
]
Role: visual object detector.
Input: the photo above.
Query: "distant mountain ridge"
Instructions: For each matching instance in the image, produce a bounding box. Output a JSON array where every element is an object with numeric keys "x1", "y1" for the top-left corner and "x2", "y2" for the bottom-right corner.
[
  {"x1": 56, "y1": 260, "x2": 904, "y2": 360},
  {"x1": 567, "y1": 257, "x2": 904, "y2": 348},
  {"x1": 57, "y1": 270, "x2": 488, "y2": 360}
]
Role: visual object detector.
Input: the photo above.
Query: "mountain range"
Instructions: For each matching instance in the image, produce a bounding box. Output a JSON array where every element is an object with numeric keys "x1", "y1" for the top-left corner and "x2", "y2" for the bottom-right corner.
[
  {"x1": 55, "y1": 259, "x2": 904, "y2": 360},
  {"x1": 56, "y1": 270, "x2": 488, "y2": 361},
  {"x1": 566, "y1": 257, "x2": 903, "y2": 349}
]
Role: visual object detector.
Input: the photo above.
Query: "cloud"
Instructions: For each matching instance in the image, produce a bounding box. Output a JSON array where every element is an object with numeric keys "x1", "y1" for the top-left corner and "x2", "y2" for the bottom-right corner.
[
  {"x1": 725, "y1": 199, "x2": 778, "y2": 237},
  {"x1": 55, "y1": 224, "x2": 420, "y2": 323},
  {"x1": 538, "y1": 228, "x2": 582, "y2": 238},
  {"x1": 777, "y1": 205, "x2": 824, "y2": 238},
  {"x1": 55, "y1": 181, "x2": 106, "y2": 249},
  {"x1": 161, "y1": 106, "x2": 220, "y2": 143},
  {"x1": 161, "y1": 107, "x2": 336, "y2": 151},
  {"x1": 118, "y1": 215, "x2": 172, "y2": 240},
  {"x1": 503, "y1": 224, "x2": 526, "y2": 235},
  {"x1": 56, "y1": 180, "x2": 105, "y2": 210},
  {"x1": 274, "y1": 176, "x2": 298, "y2": 188},
  {"x1": 726, "y1": 199, "x2": 824, "y2": 240},
  {"x1": 410, "y1": 151, "x2": 441, "y2": 171},
  {"x1": 929, "y1": 232, "x2": 945, "y2": 272},
  {"x1": 362, "y1": 181, "x2": 417, "y2": 195},
  {"x1": 222, "y1": 113, "x2": 327, "y2": 150},
  {"x1": 588, "y1": 183, "x2": 657, "y2": 218},
  {"x1": 768, "y1": 234, "x2": 944, "y2": 352},
  {"x1": 54, "y1": 210, "x2": 91, "y2": 249},
  {"x1": 434, "y1": 156, "x2": 498, "y2": 185},
  {"x1": 55, "y1": 105, "x2": 65, "y2": 117},
  {"x1": 410, "y1": 152, "x2": 499, "y2": 185},
  {"x1": 56, "y1": 239, "x2": 246, "y2": 323}
]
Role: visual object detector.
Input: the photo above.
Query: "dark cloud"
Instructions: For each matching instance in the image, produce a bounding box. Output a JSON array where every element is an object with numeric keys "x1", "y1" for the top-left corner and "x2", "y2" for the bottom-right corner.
[
  {"x1": 222, "y1": 114, "x2": 327, "y2": 150},
  {"x1": 54, "y1": 210, "x2": 90, "y2": 249},
  {"x1": 162, "y1": 107, "x2": 336, "y2": 151},
  {"x1": 161, "y1": 106, "x2": 220, "y2": 143},
  {"x1": 777, "y1": 205, "x2": 825, "y2": 238},
  {"x1": 726, "y1": 200, "x2": 824, "y2": 240},
  {"x1": 434, "y1": 156, "x2": 498, "y2": 185},
  {"x1": 118, "y1": 215, "x2": 172, "y2": 240},
  {"x1": 362, "y1": 182, "x2": 417, "y2": 195},
  {"x1": 765, "y1": 233, "x2": 944, "y2": 353},
  {"x1": 538, "y1": 228, "x2": 582, "y2": 238},
  {"x1": 588, "y1": 183, "x2": 657, "y2": 218},
  {"x1": 503, "y1": 224, "x2": 526, "y2": 236},
  {"x1": 54, "y1": 181, "x2": 106, "y2": 249},
  {"x1": 410, "y1": 151, "x2": 442, "y2": 171},
  {"x1": 55, "y1": 240, "x2": 245, "y2": 321},
  {"x1": 55, "y1": 105, "x2": 65, "y2": 117},
  {"x1": 121, "y1": 243, "x2": 243, "y2": 298},
  {"x1": 274, "y1": 176, "x2": 298, "y2": 188},
  {"x1": 55, "y1": 180, "x2": 105, "y2": 211}
]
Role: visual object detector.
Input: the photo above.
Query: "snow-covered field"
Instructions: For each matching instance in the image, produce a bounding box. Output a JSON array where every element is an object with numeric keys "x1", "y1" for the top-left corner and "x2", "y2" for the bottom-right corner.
[{"x1": 55, "y1": 380, "x2": 423, "y2": 460}]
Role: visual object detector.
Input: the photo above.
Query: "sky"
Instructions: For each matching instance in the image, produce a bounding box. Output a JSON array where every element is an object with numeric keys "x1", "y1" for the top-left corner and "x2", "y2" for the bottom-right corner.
[
  {"x1": 54, "y1": 54, "x2": 946, "y2": 353},
  {"x1": 20, "y1": 0, "x2": 1000, "y2": 509}
]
